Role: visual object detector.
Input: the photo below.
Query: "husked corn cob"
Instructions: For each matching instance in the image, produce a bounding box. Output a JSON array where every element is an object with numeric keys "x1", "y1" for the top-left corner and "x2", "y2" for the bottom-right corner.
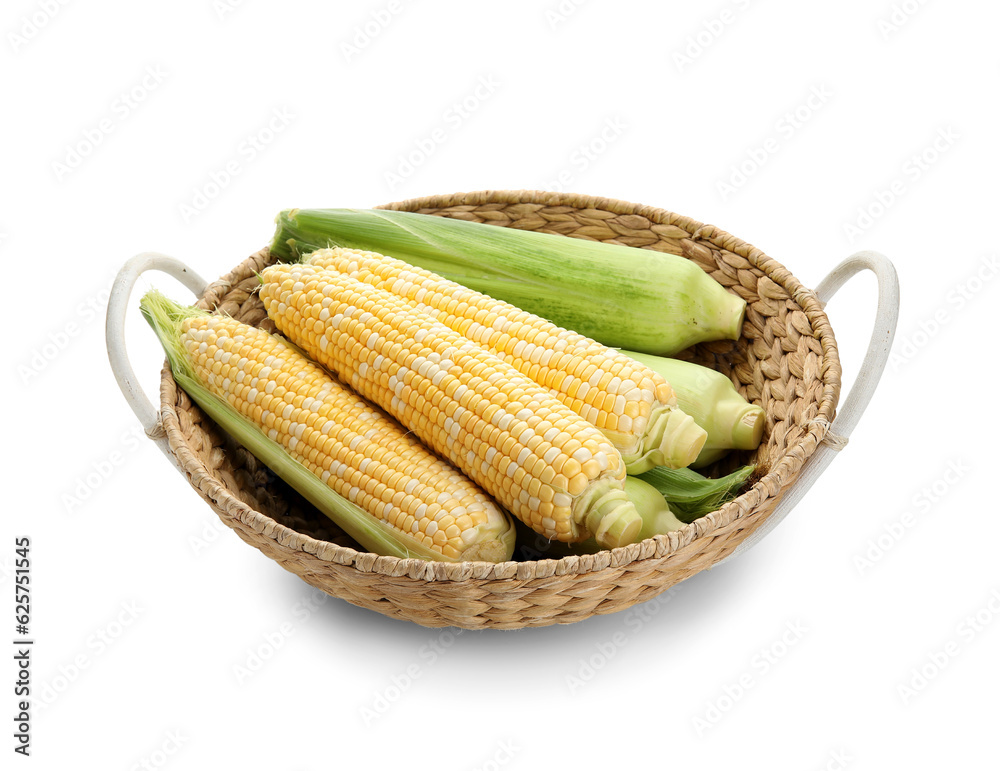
[
  {"x1": 302, "y1": 246, "x2": 707, "y2": 473},
  {"x1": 139, "y1": 290, "x2": 515, "y2": 562},
  {"x1": 259, "y1": 262, "x2": 644, "y2": 548}
]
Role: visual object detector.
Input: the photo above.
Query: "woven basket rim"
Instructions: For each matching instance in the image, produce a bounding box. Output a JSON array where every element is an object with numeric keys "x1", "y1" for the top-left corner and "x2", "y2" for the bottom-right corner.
[{"x1": 156, "y1": 189, "x2": 841, "y2": 584}]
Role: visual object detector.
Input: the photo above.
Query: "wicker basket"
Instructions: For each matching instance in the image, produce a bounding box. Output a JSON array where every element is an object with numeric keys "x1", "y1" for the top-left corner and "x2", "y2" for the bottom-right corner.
[{"x1": 108, "y1": 190, "x2": 897, "y2": 629}]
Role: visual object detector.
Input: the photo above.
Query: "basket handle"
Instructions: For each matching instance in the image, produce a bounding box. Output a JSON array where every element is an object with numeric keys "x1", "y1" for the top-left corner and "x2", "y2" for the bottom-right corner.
[
  {"x1": 105, "y1": 253, "x2": 209, "y2": 470},
  {"x1": 717, "y1": 250, "x2": 900, "y2": 564}
]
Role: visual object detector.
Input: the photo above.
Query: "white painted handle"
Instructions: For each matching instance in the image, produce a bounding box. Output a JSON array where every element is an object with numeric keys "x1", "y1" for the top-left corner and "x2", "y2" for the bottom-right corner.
[
  {"x1": 105, "y1": 253, "x2": 209, "y2": 472},
  {"x1": 717, "y1": 250, "x2": 900, "y2": 564}
]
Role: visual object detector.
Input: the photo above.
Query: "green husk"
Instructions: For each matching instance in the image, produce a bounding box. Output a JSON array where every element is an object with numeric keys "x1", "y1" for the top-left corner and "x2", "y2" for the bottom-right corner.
[
  {"x1": 139, "y1": 289, "x2": 514, "y2": 563},
  {"x1": 514, "y1": 466, "x2": 753, "y2": 558},
  {"x1": 513, "y1": 476, "x2": 686, "y2": 558},
  {"x1": 622, "y1": 351, "x2": 766, "y2": 467},
  {"x1": 269, "y1": 207, "x2": 746, "y2": 355},
  {"x1": 626, "y1": 476, "x2": 688, "y2": 541},
  {"x1": 637, "y1": 464, "x2": 755, "y2": 523}
]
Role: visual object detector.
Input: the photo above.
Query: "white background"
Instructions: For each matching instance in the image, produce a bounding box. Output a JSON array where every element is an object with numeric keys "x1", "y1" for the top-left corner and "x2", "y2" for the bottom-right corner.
[{"x1": 4, "y1": 0, "x2": 998, "y2": 768}]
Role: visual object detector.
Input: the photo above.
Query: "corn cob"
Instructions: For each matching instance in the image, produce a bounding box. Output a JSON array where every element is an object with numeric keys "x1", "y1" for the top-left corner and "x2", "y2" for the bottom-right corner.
[
  {"x1": 139, "y1": 290, "x2": 515, "y2": 562},
  {"x1": 622, "y1": 351, "x2": 765, "y2": 467},
  {"x1": 300, "y1": 246, "x2": 707, "y2": 474},
  {"x1": 269, "y1": 207, "x2": 747, "y2": 355},
  {"x1": 516, "y1": 477, "x2": 687, "y2": 558},
  {"x1": 258, "y1": 262, "x2": 643, "y2": 548}
]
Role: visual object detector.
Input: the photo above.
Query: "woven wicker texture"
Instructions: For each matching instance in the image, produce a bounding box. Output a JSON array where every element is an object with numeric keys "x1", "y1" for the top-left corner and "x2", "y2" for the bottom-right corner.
[{"x1": 154, "y1": 190, "x2": 841, "y2": 629}]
